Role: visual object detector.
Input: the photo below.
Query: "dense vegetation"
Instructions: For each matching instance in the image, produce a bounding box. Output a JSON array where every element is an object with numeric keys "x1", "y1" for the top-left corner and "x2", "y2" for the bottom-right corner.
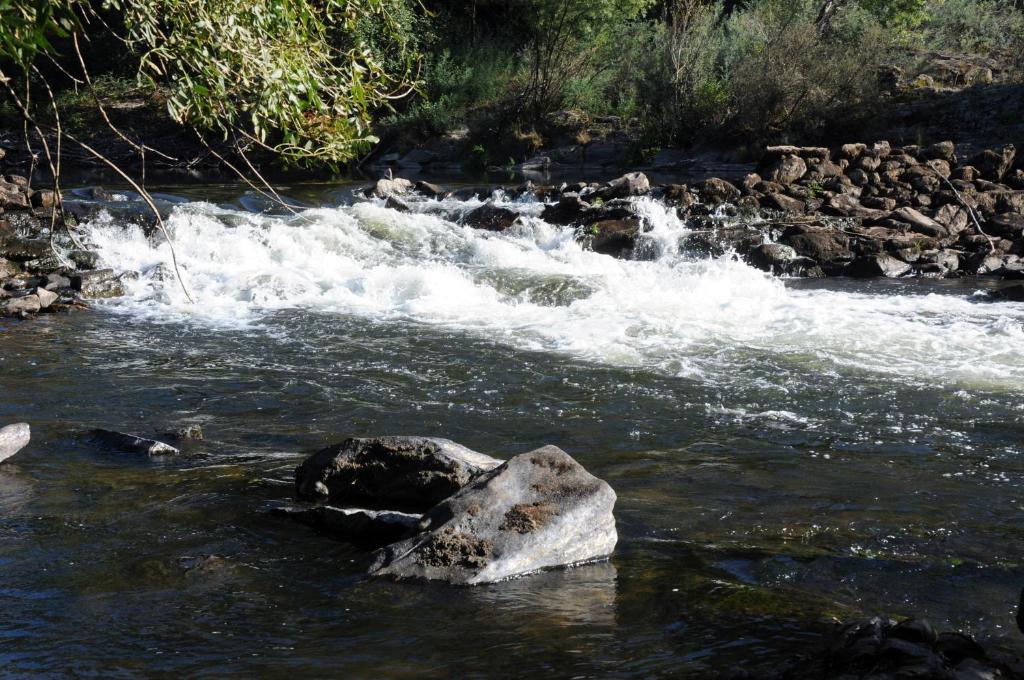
[
  {"x1": 1, "y1": 0, "x2": 1023, "y2": 170},
  {"x1": 389, "y1": 0, "x2": 1024, "y2": 154}
]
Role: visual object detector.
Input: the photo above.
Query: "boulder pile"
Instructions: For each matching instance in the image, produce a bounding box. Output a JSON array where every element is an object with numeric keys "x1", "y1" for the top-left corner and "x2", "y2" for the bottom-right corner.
[
  {"x1": 278, "y1": 436, "x2": 619, "y2": 585},
  {"x1": 363, "y1": 139, "x2": 1024, "y2": 280},
  {"x1": 1, "y1": 176, "x2": 127, "y2": 320}
]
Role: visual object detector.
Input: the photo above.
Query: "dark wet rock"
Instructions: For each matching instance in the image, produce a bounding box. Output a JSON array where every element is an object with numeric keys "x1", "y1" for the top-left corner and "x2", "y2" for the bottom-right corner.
[
  {"x1": 295, "y1": 436, "x2": 503, "y2": 512},
  {"x1": 30, "y1": 189, "x2": 57, "y2": 210},
  {"x1": 891, "y1": 618, "x2": 939, "y2": 646},
  {"x1": 413, "y1": 180, "x2": 447, "y2": 199},
  {"x1": 849, "y1": 253, "x2": 913, "y2": 278},
  {"x1": 746, "y1": 243, "x2": 823, "y2": 277},
  {"x1": 67, "y1": 250, "x2": 99, "y2": 270},
  {"x1": 1017, "y1": 588, "x2": 1024, "y2": 634},
  {"x1": 368, "y1": 445, "x2": 617, "y2": 585},
  {"x1": 0, "y1": 423, "x2": 30, "y2": 464},
  {"x1": 762, "y1": 192, "x2": 805, "y2": 214},
  {"x1": 694, "y1": 177, "x2": 740, "y2": 205},
  {"x1": 541, "y1": 194, "x2": 589, "y2": 225},
  {"x1": 992, "y1": 284, "x2": 1024, "y2": 302},
  {"x1": 70, "y1": 269, "x2": 125, "y2": 299},
  {"x1": 271, "y1": 505, "x2": 420, "y2": 546},
  {"x1": 85, "y1": 186, "x2": 116, "y2": 202},
  {"x1": 462, "y1": 202, "x2": 521, "y2": 232},
  {"x1": 662, "y1": 183, "x2": 695, "y2": 209},
  {"x1": 0, "y1": 236, "x2": 51, "y2": 262},
  {"x1": 90, "y1": 429, "x2": 179, "y2": 456},
  {"x1": 988, "y1": 213, "x2": 1024, "y2": 239},
  {"x1": 762, "y1": 617, "x2": 1020, "y2": 680},
  {"x1": 178, "y1": 554, "x2": 229, "y2": 573},
  {"x1": 579, "y1": 218, "x2": 642, "y2": 258},
  {"x1": 921, "y1": 140, "x2": 957, "y2": 163},
  {"x1": 970, "y1": 145, "x2": 1016, "y2": 182},
  {"x1": 779, "y1": 225, "x2": 853, "y2": 272},
  {"x1": 384, "y1": 195, "x2": 410, "y2": 212},
  {"x1": 163, "y1": 425, "x2": 204, "y2": 442},
  {"x1": 595, "y1": 172, "x2": 649, "y2": 200}
]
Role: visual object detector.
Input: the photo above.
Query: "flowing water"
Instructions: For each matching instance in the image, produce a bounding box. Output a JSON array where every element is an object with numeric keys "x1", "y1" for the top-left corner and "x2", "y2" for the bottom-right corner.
[{"x1": 2, "y1": 183, "x2": 1024, "y2": 676}]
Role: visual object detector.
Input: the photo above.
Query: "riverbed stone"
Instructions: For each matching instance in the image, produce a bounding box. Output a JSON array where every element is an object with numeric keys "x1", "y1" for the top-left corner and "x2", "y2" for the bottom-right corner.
[
  {"x1": 0, "y1": 423, "x2": 30, "y2": 463},
  {"x1": 596, "y1": 172, "x2": 650, "y2": 200},
  {"x1": 90, "y1": 429, "x2": 179, "y2": 456},
  {"x1": 70, "y1": 269, "x2": 125, "y2": 299},
  {"x1": 849, "y1": 253, "x2": 913, "y2": 278},
  {"x1": 272, "y1": 505, "x2": 420, "y2": 546},
  {"x1": 1, "y1": 294, "x2": 41, "y2": 317},
  {"x1": 35, "y1": 287, "x2": 58, "y2": 309},
  {"x1": 893, "y1": 206, "x2": 947, "y2": 237},
  {"x1": 462, "y1": 202, "x2": 521, "y2": 232},
  {"x1": 295, "y1": 436, "x2": 503, "y2": 511},
  {"x1": 694, "y1": 178, "x2": 740, "y2": 205},
  {"x1": 763, "y1": 155, "x2": 807, "y2": 185},
  {"x1": 368, "y1": 445, "x2": 617, "y2": 585}
]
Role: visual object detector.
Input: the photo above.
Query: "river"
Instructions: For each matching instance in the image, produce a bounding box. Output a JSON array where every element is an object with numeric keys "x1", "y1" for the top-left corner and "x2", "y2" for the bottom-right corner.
[{"x1": 2, "y1": 182, "x2": 1023, "y2": 676}]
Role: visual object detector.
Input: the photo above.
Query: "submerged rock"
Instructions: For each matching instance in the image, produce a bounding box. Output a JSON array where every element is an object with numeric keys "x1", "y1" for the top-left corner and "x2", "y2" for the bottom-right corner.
[
  {"x1": 295, "y1": 436, "x2": 503, "y2": 512},
  {"x1": 368, "y1": 445, "x2": 617, "y2": 585},
  {"x1": 272, "y1": 505, "x2": 420, "y2": 546},
  {"x1": 0, "y1": 423, "x2": 30, "y2": 463},
  {"x1": 90, "y1": 429, "x2": 179, "y2": 456},
  {"x1": 756, "y1": 616, "x2": 1024, "y2": 679},
  {"x1": 163, "y1": 424, "x2": 204, "y2": 442}
]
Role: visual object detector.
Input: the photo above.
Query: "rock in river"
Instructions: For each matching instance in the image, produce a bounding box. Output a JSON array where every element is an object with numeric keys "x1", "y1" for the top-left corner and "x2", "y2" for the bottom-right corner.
[
  {"x1": 272, "y1": 505, "x2": 420, "y2": 546},
  {"x1": 0, "y1": 423, "x2": 30, "y2": 463},
  {"x1": 296, "y1": 436, "x2": 503, "y2": 512},
  {"x1": 368, "y1": 445, "x2": 618, "y2": 585},
  {"x1": 90, "y1": 429, "x2": 179, "y2": 456}
]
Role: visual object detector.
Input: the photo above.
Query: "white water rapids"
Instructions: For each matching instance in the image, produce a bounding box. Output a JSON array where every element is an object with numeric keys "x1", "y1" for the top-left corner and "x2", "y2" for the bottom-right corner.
[{"x1": 82, "y1": 193, "x2": 1024, "y2": 391}]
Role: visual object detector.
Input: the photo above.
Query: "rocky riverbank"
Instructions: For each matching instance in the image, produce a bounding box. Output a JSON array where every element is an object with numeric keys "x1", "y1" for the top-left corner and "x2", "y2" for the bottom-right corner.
[
  {"x1": 4, "y1": 137, "x2": 1024, "y2": 321},
  {"x1": 0, "y1": 176, "x2": 133, "y2": 319},
  {"x1": 368, "y1": 139, "x2": 1024, "y2": 287}
]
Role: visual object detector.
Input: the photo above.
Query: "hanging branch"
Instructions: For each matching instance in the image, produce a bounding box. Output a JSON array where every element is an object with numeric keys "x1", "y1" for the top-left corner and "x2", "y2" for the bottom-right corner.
[
  {"x1": 0, "y1": 70, "x2": 195, "y2": 304},
  {"x1": 70, "y1": 33, "x2": 179, "y2": 165},
  {"x1": 27, "y1": 65, "x2": 78, "y2": 267},
  {"x1": 923, "y1": 161, "x2": 997, "y2": 254}
]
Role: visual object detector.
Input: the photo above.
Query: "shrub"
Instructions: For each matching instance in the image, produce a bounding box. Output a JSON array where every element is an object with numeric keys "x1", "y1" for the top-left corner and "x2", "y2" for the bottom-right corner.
[{"x1": 919, "y1": 0, "x2": 1024, "y2": 69}]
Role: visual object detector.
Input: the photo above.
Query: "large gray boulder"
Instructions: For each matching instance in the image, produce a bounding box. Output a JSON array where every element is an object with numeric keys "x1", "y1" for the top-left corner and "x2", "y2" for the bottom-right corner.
[
  {"x1": 368, "y1": 445, "x2": 617, "y2": 585},
  {"x1": 0, "y1": 423, "x2": 30, "y2": 463},
  {"x1": 295, "y1": 436, "x2": 503, "y2": 512}
]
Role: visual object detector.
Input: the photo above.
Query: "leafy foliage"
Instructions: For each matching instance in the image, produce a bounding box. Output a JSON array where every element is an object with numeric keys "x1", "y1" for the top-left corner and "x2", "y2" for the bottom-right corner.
[{"x1": 110, "y1": 0, "x2": 419, "y2": 166}]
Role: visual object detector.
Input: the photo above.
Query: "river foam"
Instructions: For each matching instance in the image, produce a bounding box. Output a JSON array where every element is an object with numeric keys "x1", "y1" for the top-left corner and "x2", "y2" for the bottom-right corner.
[{"x1": 82, "y1": 193, "x2": 1024, "y2": 390}]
